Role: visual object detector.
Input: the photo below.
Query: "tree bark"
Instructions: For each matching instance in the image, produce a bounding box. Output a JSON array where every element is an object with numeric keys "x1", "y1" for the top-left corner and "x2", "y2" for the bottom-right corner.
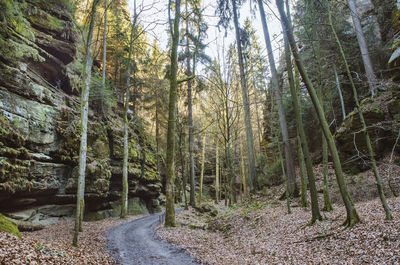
[
  {"x1": 231, "y1": 0, "x2": 257, "y2": 190},
  {"x1": 334, "y1": 65, "x2": 346, "y2": 120},
  {"x1": 121, "y1": 23, "x2": 134, "y2": 219},
  {"x1": 239, "y1": 141, "x2": 247, "y2": 198},
  {"x1": 276, "y1": 0, "x2": 360, "y2": 227},
  {"x1": 73, "y1": 0, "x2": 98, "y2": 247},
  {"x1": 164, "y1": 0, "x2": 181, "y2": 227},
  {"x1": 185, "y1": 6, "x2": 196, "y2": 207},
  {"x1": 215, "y1": 138, "x2": 220, "y2": 203},
  {"x1": 257, "y1": 0, "x2": 297, "y2": 197},
  {"x1": 199, "y1": 133, "x2": 206, "y2": 203},
  {"x1": 347, "y1": 0, "x2": 378, "y2": 97}
]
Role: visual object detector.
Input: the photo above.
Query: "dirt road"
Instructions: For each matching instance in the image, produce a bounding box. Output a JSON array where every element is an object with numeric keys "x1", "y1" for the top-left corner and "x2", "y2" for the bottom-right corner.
[{"x1": 107, "y1": 212, "x2": 200, "y2": 265}]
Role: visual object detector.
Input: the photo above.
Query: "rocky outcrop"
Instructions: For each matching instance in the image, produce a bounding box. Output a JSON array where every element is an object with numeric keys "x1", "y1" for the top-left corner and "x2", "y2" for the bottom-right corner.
[
  {"x1": 335, "y1": 91, "x2": 399, "y2": 173},
  {"x1": 0, "y1": 0, "x2": 161, "y2": 224}
]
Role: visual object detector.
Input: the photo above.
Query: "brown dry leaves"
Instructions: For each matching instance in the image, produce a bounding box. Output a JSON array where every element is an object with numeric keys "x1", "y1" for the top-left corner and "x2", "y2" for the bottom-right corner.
[
  {"x1": 0, "y1": 215, "x2": 144, "y2": 265},
  {"x1": 157, "y1": 197, "x2": 400, "y2": 265}
]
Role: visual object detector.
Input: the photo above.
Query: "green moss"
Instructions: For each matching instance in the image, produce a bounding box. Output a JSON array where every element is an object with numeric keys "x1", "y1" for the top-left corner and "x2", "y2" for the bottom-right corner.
[
  {"x1": 27, "y1": 8, "x2": 63, "y2": 33},
  {"x1": 0, "y1": 116, "x2": 26, "y2": 148},
  {"x1": 0, "y1": 213, "x2": 21, "y2": 239}
]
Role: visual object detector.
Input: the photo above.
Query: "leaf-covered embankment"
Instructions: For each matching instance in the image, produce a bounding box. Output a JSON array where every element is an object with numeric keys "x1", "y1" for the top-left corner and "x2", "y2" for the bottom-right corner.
[
  {"x1": 0, "y1": 215, "x2": 145, "y2": 264},
  {"x1": 157, "y1": 195, "x2": 400, "y2": 264}
]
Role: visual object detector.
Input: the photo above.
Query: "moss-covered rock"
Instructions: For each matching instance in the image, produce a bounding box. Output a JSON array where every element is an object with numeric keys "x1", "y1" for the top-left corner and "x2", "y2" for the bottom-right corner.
[
  {"x1": 0, "y1": 213, "x2": 21, "y2": 239},
  {"x1": 335, "y1": 92, "x2": 393, "y2": 173}
]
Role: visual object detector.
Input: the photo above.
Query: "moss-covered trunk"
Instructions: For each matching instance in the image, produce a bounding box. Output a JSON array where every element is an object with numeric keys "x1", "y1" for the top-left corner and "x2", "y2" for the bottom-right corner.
[
  {"x1": 164, "y1": 0, "x2": 181, "y2": 227},
  {"x1": 73, "y1": 0, "x2": 98, "y2": 247}
]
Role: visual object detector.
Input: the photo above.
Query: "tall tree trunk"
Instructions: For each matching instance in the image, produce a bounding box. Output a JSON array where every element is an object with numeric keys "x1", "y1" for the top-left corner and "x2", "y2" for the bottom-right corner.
[
  {"x1": 297, "y1": 135, "x2": 308, "y2": 207},
  {"x1": 101, "y1": 0, "x2": 107, "y2": 113},
  {"x1": 186, "y1": 9, "x2": 196, "y2": 208},
  {"x1": 347, "y1": 0, "x2": 378, "y2": 97},
  {"x1": 73, "y1": 0, "x2": 98, "y2": 247},
  {"x1": 231, "y1": 0, "x2": 257, "y2": 190},
  {"x1": 294, "y1": 67, "x2": 308, "y2": 208},
  {"x1": 328, "y1": 5, "x2": 392, "y2": 220},
  {"x1": 257, "y1": 0, "x2": 297, "y2": 197},
  {"x1": 278, "y1": 144, "x2": 291, "y2": 214},
  {"x1": 215, "y1": 138, "x2": 220, "y2": 203},
  {"x1": 164, "y1": 0, "x2": 181, "y2": 227},
  {"x1": 303, "y1": 0, "x2": 333, "y2": 213},
  {"x1": 280, "y1": 5, "x2": 321, "y2": 222},
  {"x1": 199, "y1": 133, "x2": 206, "y2": 203},
  {"x1": 277, "y1": 0, "x2": 360, "y2": 227},
  {"x1": 322, "y1": 136, "x2": 333, "y2": 211},
  {"x1": 239, "y1": 141, "x2": 247, "y2": 198},
  {"x1": 334, "y1": 65, "x2": 346, "y2": 120},
  {"x1": 155, "y1": 94, "x2": 160, "y2": 171},
  {"x1": 121, "y1": 6, "x2": 136, "y2": 219},
  {"x1": 179, "y1": 129, "x2": 188, "y2": 209}
]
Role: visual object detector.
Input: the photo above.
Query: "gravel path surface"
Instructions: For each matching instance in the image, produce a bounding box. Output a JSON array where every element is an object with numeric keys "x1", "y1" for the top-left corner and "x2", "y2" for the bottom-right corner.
[{"x1": 107, "y1": 212, "x2": 200, "y2": 265}]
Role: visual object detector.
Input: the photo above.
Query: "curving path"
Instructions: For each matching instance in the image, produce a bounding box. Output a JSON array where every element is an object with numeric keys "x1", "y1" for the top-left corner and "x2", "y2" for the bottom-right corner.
[{"x1": 107, "y1": 212, "x2": 200, "y2": 265}]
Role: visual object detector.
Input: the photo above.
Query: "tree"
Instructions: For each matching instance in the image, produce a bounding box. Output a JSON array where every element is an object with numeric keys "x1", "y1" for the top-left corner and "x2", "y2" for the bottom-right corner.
[
  {"x1": 100, "y1": 0, "x2": 108, "y2": 114},
  {"x1": 276, "y1": 0, "x2": 360, "y2": 227},
  {"x1": 165, "y1": 0, "x2": 198, "y2": 226},
  {"x1": 303, "y1": 0, "x2": 332, "y2": 212},
  {"x1": 215, "y1": 137, "x2": 220, "y2": 203},
  {"x1": 328, "y1": 2, "x2": 392, "y2": 220},
  {"x1": 278, "y1": 0, "x2": 322, "y2": 222},
  {"x1": 347, "y1": 0, "x2": 378, "y2": 97},
  {"x1": 256, "y1": 0, "x2": 297, "y2": 197},
  {"x1": 73, "y1": 0, "x2": 100, "y2": 247},
  {"x1": 199, "y1": 133, "x2": 206, "y2": 203},
  {"x1": 164, "y1": 0, "x2": 182, "y2": 227},
  {"x1": 121, "y1": 12, "x2": 136, "y2": 219},
  {"x1": 217, "y1": 0, "x2": 257, "y2": 190}
]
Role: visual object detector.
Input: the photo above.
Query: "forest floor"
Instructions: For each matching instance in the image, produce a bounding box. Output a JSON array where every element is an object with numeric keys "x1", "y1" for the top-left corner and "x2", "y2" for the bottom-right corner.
[
  {"x1": 157, "y1": 193, "x2": 400, "y2": 264},
  {"x1": 0, "y1": 215, "x2": 145, "y2": 264}
]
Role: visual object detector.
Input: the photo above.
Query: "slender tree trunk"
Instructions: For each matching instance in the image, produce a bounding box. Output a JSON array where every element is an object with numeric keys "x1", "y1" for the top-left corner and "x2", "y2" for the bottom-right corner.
[
  {"x1": 239, "y1": 141, "x2": 247, "y2": 198},
  {"x1": 179, "y1": 129, "x2": 188, "y2": 209},
  {"x1": 334, "y1": 65, "x2": 346, "y2": 120},
  {"x1": 328, "y1": 5, "x2": 392, "y2": 220},
  {"x1": 155, "y1": 95, "x2": 160, "y2": 171},
  {"x1": 231, "y1": 0, "x2": 257, "y2": 191},
  {"x1": 199, "y1": 133, "x2": 206, "y2": 203},
  {"x1": 121, "y1": 8, "x2": 136, "y2": 219},
  {"x1": 164, "y1": 0, "x2": 181, "y2": 227},
  {"x1": 322, "y1": 136, "x2": 333, "y2": 211},
  {"x1": 294, "y1": 67, "x2": 308, "y2": 208},
  {"x1": 215, "y1": 138, "x2": 220, "y2": 203},
  {"x1": 303, "y1": 0, "x2": 333, "y2": 213},
  {"x1": 281, "y1": 8, "x2": 321, "y2": 222},
  {"x1": 277, "y1": 0, "x2": 360, "y2": 227},
  {"x1": 347, "y1": 0, "x2": 378, "y2": 97},
  {"x1": 257, "y1": 0, "x2": 297, "y2": 197},
  {"x1": 278, "y1": 144, "x2": 291, "y2": 214},
  {"x1": 101, "y1": 0, "x2": 107, "y2": 113},
  {"x1": 297, "y1": 135, "x2": 308, "y2": 207},
  {"x1": 186, "y1": 15, "x2": 196, "y2": 208},
  {"x1": 73, "y1": 0, "x2": 98, "y2": 247}
]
